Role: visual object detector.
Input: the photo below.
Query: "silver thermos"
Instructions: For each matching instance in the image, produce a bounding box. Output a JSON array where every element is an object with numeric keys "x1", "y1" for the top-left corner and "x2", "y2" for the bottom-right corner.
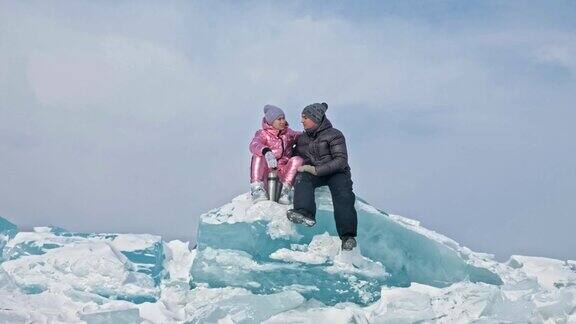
[{"x1": 267, "y1": 169, "x2": 281, "y2": 202}]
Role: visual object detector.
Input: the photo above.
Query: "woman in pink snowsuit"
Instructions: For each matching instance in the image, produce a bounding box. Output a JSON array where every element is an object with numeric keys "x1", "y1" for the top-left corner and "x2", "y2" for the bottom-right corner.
[{"x1": 249, "y1": 105, "x2": 303, "y2": 204}]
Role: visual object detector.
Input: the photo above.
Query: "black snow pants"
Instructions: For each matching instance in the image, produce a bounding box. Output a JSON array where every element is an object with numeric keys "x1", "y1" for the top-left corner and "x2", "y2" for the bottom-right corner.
[{"x1": 293, "y1": 170, "x2": 358, "y2": 238}]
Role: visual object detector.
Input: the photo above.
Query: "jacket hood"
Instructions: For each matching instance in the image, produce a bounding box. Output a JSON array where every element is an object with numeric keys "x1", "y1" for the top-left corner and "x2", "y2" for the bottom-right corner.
[{"x1": 261, "y1": 117, "x2": 290, "y2": 136}]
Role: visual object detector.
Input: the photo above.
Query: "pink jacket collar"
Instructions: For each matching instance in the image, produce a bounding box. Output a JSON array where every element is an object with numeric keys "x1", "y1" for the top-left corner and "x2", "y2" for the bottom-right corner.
[{"x1": 261, "y1": 117, "x2": 290, "y2": 136}]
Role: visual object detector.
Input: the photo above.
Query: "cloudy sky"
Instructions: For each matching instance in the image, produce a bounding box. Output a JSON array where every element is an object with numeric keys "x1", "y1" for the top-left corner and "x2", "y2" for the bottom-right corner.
[{"x1": 1, "y1": 1, "x2": 575, "y2": 261}]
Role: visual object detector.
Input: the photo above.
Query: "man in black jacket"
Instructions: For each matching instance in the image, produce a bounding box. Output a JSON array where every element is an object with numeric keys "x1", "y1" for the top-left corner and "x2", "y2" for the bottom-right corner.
[{"x1": 287, "y1": 102, "x2": 358, "y2": 251}]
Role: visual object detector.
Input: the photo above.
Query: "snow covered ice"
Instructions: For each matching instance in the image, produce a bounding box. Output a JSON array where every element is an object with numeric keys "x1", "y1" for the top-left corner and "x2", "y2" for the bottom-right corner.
[
  {"x1": 1, "y1": 189, "x2": 576, "y2": 323},
  {"x1": 192, "y1": 188, "x2": 501, "y2": 306}
]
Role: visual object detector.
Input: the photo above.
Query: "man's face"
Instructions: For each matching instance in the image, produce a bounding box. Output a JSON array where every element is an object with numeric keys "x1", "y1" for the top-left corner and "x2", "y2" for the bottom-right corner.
[{"x1": 301, "y1": 114, "x2": 316, "y2": 130}]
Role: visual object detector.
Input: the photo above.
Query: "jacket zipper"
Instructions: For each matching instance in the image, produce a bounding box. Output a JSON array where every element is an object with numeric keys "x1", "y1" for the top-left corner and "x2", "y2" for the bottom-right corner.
[{"x1": 278, "y1": 133, "x2": 285, "y2": 157}]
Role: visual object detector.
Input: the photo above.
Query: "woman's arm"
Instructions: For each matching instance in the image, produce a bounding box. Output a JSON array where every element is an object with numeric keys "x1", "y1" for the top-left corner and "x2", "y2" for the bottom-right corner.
[
  {"x1": 249, "y1": 130, "x2": 268, "y2": 156},
  {"x1": 287, "y1": 128, "x2": 302, "y2": 141}
]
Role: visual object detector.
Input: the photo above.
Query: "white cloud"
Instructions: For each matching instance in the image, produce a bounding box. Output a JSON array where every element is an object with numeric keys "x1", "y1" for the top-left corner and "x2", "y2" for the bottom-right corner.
[{"x1": 534, "y1": 43, "x2": 576, "y2": 73}]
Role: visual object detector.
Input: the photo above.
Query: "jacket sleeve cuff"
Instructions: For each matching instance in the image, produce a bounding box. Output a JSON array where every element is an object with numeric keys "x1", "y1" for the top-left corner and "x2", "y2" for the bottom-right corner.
[{"x1": 315, "y1": 165, "x2": 327, "y2": 177}]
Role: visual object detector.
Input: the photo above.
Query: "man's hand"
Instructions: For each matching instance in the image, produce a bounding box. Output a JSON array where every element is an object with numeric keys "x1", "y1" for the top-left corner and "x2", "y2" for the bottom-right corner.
[
  {"x1": 298, "y1": 165, "x2": 317, "y2": 175},
  {"x1": 264, "y1": 151, "x2": 278, "y2": 169}
]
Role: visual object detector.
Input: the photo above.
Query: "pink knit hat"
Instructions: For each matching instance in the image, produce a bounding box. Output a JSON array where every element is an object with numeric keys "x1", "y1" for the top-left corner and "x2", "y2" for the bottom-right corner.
[{"x1": 263, "y1": 104, "x2": 285, "y2": 124}]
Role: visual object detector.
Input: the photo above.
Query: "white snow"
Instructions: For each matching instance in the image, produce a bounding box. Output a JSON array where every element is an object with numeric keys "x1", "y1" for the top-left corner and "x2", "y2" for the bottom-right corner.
[
  {"x1": 201, "y1": 193, "x2": 301, "y2": 240},
  {"x1": 507, "y1": 255, "x2": 576, "y2": 290},
  {"x1": 4, "y1": 229, "x2": 161, "y2": 255},
  {"x1": 270, "y1": 232, "x2": 341, "y2": 265},
  {"x1": 162, "y1": 240, "x2": 196, "y2": 283},
  {"x1": 270, "y1": 232, "x2": 389, "y2": 279},
  {"x1": 1, "y1": 241, "x2": 157, "y2": 298},
  {"x1": 111, "y1": 234, "x2": 162, "y2": 252},
  {"x1": 4, "y1": 231, "x2": 79, "y2": 249}
]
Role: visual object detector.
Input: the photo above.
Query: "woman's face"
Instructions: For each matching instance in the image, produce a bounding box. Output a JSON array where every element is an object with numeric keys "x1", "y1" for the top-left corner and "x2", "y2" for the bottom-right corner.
[
  {"x1": 271, "y1": 116, "x2": 287, "y2": 130},
  {"x1": 301, "y1": 114, "x2": 316, "y2": 130}
]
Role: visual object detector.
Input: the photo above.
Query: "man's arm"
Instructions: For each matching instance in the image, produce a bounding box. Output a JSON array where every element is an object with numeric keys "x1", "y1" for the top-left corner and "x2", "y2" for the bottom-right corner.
[{"x1": 315, "y1": 131, "x2": 349, "y2": 177}]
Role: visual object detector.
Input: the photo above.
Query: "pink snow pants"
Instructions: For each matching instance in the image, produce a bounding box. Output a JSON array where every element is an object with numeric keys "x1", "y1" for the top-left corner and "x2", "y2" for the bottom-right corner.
[{"x1": 250, "y1": 155, "x2": 304, "y2": 186}]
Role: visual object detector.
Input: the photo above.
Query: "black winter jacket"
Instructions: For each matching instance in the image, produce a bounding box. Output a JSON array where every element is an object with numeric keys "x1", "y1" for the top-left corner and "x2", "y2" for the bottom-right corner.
[{"x1": 294, "y1": 117, "x2": 351, "y2": 177}]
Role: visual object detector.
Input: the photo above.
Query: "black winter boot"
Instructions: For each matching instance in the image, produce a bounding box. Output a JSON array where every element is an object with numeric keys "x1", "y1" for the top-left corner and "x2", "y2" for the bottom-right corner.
[
  {"x1": 286, "y1": 209, "x2": 316, "y2": 227},
  {"x1": 341, "y1": 236, "x2": 357, "y2": 251}
]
